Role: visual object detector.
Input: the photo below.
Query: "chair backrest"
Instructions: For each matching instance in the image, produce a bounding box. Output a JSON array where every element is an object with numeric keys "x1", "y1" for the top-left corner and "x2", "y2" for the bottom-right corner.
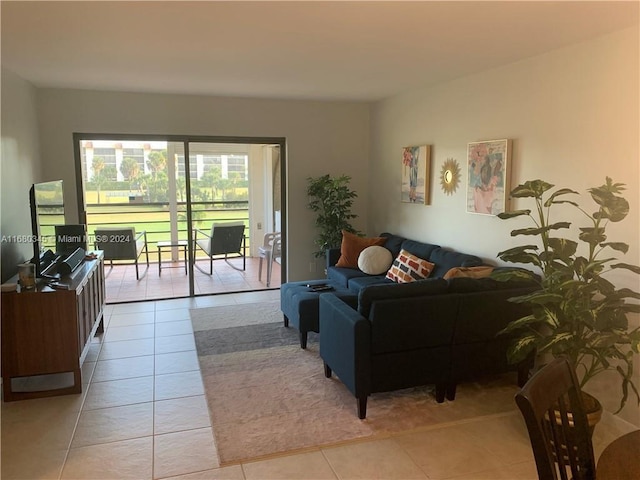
[
  {"x1": 515, "y1": 357, "x2": 596, "y2": 480},
  {"x1": 272, "y1": 235, "x2": 282, "y2": 260},
  {"x1": 94, "y1": 227, "x2": 138, "y2": 260},
  {"x1": 262, "y1": 231, "x2": 280, "y2": 248},
  {"x1": 209, "y1": 222, "x2": 245, "y2": 255}
]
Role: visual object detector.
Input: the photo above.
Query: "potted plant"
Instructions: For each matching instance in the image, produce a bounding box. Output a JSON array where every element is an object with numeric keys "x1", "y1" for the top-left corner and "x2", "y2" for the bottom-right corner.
[
  {"x1": 307, "y1": 174, "x2": 360, "y2": 257},
  {"x1": 494, "y1": 178, "x2": 640, "y2": 415}
]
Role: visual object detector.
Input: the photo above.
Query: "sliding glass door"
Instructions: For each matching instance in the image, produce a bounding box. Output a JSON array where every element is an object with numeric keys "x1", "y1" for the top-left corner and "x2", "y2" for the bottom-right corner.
[{"x1": 74, "y1": 134, "x2": 286, "y2": 303}]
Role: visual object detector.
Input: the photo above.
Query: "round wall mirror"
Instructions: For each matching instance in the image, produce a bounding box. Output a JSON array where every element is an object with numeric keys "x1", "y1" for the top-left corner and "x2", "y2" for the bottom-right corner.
[{"x1": 440, "y1": 158, "x2": 460, "y2": 195}]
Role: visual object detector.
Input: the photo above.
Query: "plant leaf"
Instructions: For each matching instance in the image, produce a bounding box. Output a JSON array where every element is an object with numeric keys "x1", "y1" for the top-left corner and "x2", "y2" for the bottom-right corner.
[
  {"x1": 611, "y1": 263, "x2": 640, "y2": 274},
  {"x1": 510, "y1": 180, "x2": 554, "y2": 198},
  {"x1": 511, "y1": 222, "x2": 571, "y2": 237},
  {"x1": 497, "y1": 210, "x2": 531, "y2": 220}
]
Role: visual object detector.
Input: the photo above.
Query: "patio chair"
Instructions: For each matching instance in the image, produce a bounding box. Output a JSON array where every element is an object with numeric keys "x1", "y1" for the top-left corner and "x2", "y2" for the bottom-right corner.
[
  {"x1": 193, "y1": 221, "x2": 246, "y2": 274},
  {"x1": 258, "y1": 231, "x2": 281, "y2": 287},
  {"x1": 94, "y1": 227, "x2": 149, "y2": 279}
]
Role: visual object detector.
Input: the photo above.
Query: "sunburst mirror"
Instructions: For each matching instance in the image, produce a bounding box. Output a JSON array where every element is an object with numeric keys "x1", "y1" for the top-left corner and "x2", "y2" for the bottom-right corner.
[{"x1": 440, "y1": 158, "x2": 461, "y2": 195}]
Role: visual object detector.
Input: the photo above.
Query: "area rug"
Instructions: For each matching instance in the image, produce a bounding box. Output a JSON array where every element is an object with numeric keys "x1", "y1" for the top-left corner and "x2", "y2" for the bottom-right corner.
[{"x1": 191, "y1": 300, "x2": 520, "y2": 465}]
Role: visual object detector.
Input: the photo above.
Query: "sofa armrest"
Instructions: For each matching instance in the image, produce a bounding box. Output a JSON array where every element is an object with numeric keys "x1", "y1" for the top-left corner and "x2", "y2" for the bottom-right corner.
[
  {"x1": 326, "y1": 248, "x2": 341, "y2": 270},
  {"x1": 319, "y1": 294, "x2": 371, "y2": 398}
]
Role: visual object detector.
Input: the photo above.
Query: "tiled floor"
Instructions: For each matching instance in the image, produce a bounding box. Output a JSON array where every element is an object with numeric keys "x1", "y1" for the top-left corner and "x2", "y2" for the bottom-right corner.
[
  {"x1": 104, "y1": 256, "x2": 281, "y2": 303},
  {"x1": 2, "y1": 290, "x2": 637, "y2": 480}
]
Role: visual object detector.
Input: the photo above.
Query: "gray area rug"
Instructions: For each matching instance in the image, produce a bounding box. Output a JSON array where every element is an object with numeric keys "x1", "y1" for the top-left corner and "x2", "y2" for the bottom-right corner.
[{"x1": 190, "y1": 300, "x2": 519, "y2": 466}]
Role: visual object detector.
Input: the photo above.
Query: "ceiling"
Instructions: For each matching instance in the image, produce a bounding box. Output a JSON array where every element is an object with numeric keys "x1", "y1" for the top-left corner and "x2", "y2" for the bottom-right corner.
[{"x1": 2, "y1": 1, "x2": 638, "y2": 102}]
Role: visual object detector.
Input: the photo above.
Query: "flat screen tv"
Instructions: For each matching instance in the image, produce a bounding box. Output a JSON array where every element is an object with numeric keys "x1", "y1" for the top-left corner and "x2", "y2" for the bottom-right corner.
[{"x1": 29, "y1": 180, "x2": 65, "y2": 277}]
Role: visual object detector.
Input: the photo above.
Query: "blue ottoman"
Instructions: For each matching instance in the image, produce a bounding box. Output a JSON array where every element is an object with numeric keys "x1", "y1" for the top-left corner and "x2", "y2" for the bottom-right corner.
[{"x1": 280, "y1": 280, "x2": 358, "y2": 349}]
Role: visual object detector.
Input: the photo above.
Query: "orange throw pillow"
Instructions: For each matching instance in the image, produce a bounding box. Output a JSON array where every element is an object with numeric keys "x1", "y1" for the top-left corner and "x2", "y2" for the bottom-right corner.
[
  {"x1": 335, "y1": 231, "x2": 386, "y2": 269},
  {"x1": 443, "y1": 266, "x2": 494, "y2": 280}
]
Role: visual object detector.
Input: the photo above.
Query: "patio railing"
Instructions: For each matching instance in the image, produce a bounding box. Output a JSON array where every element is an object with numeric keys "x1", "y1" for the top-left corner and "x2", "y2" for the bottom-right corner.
[{"x1": 39, "y1": 201, "x2": 250, "y2": 261}]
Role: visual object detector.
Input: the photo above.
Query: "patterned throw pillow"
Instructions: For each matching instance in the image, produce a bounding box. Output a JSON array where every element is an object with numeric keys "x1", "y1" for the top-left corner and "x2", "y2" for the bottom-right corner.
[{"x1": 386, "y1": 249, "x2": 435, "y2": 283}]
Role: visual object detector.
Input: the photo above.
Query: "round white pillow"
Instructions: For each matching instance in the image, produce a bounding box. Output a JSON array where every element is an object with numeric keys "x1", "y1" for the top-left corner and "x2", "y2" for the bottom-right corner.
[{"x1": 358, "y1": 245, "x2": 393, "y2": 275}]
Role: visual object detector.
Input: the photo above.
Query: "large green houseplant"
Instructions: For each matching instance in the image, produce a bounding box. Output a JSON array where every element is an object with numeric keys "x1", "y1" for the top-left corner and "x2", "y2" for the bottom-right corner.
[
  {"x1": 494, "y1": 178, "x2": 640, "y2": 413},
  {"x1": 307, "y1": 174, "x2": 360, "y2": 257}
]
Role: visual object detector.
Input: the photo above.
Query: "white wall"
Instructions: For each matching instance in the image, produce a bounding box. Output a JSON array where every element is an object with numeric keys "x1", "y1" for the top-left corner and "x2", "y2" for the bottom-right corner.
[
  {"x1": 370, "y1": 26, "x2": 638, "y2": 288},
  {"x1": 0, "y1": 68, "x2": 42, "y2": 282},
  {"x1": 370, "y1": 27, "x2": 639, "y2": 424},
  {"x1": 35, "y1": 90, "x2": 370, "y2": 281}
]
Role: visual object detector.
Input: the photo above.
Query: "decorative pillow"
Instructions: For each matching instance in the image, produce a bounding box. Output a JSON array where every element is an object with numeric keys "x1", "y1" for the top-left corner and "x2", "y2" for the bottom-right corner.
[
  {"x1": 357, "y1": 246, "x2": 393, "y2": 275},
  {"x1": 335, "y1": 231, "x2": 386, "y2": 268},
  {"x1": 443, "y1": 266, "x2": 494, "y2": 280},
  {"x1": 386, "y1": 249, "x2": 435, "y2": 283}
]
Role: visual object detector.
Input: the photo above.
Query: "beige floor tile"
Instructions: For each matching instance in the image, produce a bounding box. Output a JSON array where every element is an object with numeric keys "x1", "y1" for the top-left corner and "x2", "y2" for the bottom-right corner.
[
  {"x1": 72, "y1": 402, "x2": 154, "y2": 447},
  {"x1": 156, "y1": 297, "x2": 199, "y2": 311},
  {"x1": 155, "y1": 371, "x2": 204, "y2": 401},
  {"x1": 234, "y1": 290, "x2": 280, "y2": 304},
  {"x1": 84, "y1": 376, "x2": 154, "y2": 410},
  {"x1": 92, "y1": 354, "x2": 155, "y2": 382},
  {"x1": 84, "y1": 342, "x2": 103, "y2": 362},
  {"x1": 156, "y1": 320, "x2": 194, "y2": 337},
  {"x1": 153, "y1": 427, "x2": 218, "y2": 479},
  {"x1": 154, "y1": 395, "x2": 212, "y2": 435},
  {"x1": 105, "y1": 323, "x2": 155, "y2": 342},
  {"x1": 82, "y1": 360, "x2": 97, "y2": 385},
  {"x1": 0, "y1": 445, "x2": 67, "y2": 480},
  {"x1": 455, "y1": 412, "x2": 533, "y2": 465},
  {"x1": 194, "y1": 295, "x2": 239, "y2": 308},
  {"x1": 322, "y1": 439, "x2": 427, "y2": 480},
  {"x1": 156, "y1": 308, "x2": 192, "y2": 322},
  {"x1": 155, "y1": 334, "x2": 196, "y2": 354},
  {"x1": 109, "y1": 311, "x2": 156, "y2": 327},
  {"x1": 62, "y1": 436, "x2": 153, "y2": 480},
  {"x1": 99, "y1": 337, "x2": 156, "y2": 360},
  {"x1": 111, "y1": 302, "x2": 156, "y2": 314},
  {"x1": 394, "y1": 426, "x2": 504, "y2": 479},
  {"x1": 155, "y1": 350, "x2": 200, "y2": 375},
  {"x1": 243, "y1": 451, "x2": 336, "y2": 480},
  {"x1": 1, "y1": 395, "x2": 83, "y2": 450},
  {"x1": 160, "y1": 464, "x2": 244, "y2": 479}
]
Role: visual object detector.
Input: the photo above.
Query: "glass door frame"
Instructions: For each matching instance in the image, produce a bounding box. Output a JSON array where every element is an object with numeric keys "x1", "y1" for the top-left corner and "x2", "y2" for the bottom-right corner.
[{"x1": 73, "y1": 132, "x2": 287, "y2": 298}]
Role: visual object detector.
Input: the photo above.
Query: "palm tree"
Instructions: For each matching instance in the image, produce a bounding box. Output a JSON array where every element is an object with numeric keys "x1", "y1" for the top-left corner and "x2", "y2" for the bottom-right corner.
[
  {"x1": 147, "y1": 151, "x2": 167, "y2": 181},
  {"x1": 91, "y1": 156, "x2": 106, "y2": 204},
  {"x1": 120, "y1": 157, "x2": 141, "y2": 192}
]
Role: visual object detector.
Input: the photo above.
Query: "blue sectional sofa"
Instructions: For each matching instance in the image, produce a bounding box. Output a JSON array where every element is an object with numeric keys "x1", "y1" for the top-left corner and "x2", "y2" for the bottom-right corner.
[{"x1": 316, "y1": 232, "x2": 537, "y2": 418}]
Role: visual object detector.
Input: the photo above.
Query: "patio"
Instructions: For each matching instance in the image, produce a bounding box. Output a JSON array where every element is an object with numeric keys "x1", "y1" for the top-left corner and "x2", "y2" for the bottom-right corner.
[{"x1": 104, "y1": 256, "x2": 281, "y2": 303}]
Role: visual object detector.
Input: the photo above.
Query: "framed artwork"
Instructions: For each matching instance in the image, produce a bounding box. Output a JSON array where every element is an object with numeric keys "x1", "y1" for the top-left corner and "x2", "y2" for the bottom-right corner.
[
  {"x1": 401, "y1": 145, "x2": 431, "y2": 204},
  {"x1": 466, "y1": 139, "x2": 511, "y2": 215}
]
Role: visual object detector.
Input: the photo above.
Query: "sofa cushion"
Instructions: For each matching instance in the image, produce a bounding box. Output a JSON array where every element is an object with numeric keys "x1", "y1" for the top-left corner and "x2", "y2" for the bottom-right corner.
[
  {"x1": 379, "y1": 233, "x2": 406, "y2": 259},
  {"x1": 358, "y1": 278, "x2": 448, "y2": 317},
  {"x1": 358, "y1": 245, "x2": 394, "y2": 275},
  {"x1": 443, "y1": 266, "x2": 494, "y2": 280},
  {"x1": 399, "y1": 239, "x2": 440, "y2": 261},
  {"x1": 447, "y1": 276, "x2": 537, "y2": 293},
  {"x1": 327, "y1": 266, "x2": 369, "y2": 289},
  {"x1": 335, "y1": 231, "x2": 386, "y2": 268},
  {"x1": 386, "y1": 249, "x2": 435, "y2": 283},
  {"x1": 428, "y1": 247, "x2": 483, "y2": 278},
  {"x1": 447, "y1": 277, "x2": 501, "y2": 293},
  {"x1": 348, "y1": 275, "x2": 391, "y2": 293}
]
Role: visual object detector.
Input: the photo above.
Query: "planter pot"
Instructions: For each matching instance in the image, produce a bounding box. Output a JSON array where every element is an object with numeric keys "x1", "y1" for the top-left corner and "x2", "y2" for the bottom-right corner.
[
  {"x1": 581, "y1": 391, "x2": 603, "y2": 435},
  {"x1": 550, "y1": 390, "x2": 603, "y2": 437}
]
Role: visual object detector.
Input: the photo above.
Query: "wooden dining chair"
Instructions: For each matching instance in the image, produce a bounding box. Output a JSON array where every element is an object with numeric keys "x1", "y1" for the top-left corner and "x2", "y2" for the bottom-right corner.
[{"x1": 515, "y1": 357, "x2": 596, "y2": 480}]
